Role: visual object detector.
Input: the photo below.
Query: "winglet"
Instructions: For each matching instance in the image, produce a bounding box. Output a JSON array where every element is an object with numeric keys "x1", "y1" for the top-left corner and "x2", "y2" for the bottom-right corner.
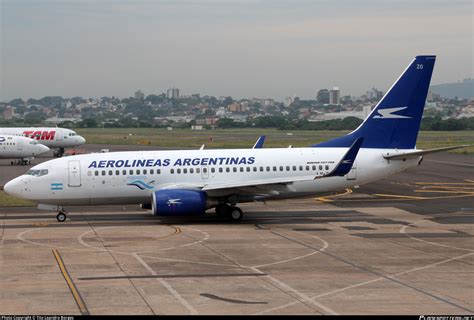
[
  {"x1": 253, "y1": 135, "x2": 266, "y2": 149},
  {"x1": 317, "y1": 137, "x2": 364, "y2": 179}
]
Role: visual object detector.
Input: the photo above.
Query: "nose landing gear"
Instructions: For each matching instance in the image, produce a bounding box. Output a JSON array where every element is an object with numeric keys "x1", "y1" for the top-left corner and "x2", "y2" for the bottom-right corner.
[{"x1": 56, "y1": 211, "x2": 67, "y2": 222}]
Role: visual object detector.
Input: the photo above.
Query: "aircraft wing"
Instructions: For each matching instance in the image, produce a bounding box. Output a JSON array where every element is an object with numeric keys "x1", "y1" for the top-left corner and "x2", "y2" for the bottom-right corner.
[
  {"x1": 202, "y1": 175, "x2": 314, "y2": 191},
  {"x1": 202, "y1": 137, "x2": 363, "y2": 192},
  {"x1": 383, "y1": 145, "x2": 469, "y2": 160}
]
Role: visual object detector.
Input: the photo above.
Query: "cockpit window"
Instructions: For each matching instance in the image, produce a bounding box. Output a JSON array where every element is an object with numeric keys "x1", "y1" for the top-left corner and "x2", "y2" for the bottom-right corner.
[
  {"x1": 68, "y1": 133, "x2": 76, "y2": 136},
  {"x1": 25, "y1": 169, "x2": 49, "y2": 177}
]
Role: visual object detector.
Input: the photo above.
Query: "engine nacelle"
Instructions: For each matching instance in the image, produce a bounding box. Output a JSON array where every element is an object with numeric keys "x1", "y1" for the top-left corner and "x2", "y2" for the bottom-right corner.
[{"x1": 151, "y1": 189, "x2": 208, "y2": 216}]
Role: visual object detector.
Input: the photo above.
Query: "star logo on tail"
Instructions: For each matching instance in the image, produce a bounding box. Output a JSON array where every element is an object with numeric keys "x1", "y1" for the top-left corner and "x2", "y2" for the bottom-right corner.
[{"x1": 373, "y1": 106, "x2": 412, "y2": 119}]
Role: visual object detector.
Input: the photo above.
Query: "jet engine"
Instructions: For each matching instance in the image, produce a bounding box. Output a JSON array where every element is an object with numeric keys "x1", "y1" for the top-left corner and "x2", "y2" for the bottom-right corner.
[{"x1": 151, "y1": 189, "x2": 215, "y2": 216}]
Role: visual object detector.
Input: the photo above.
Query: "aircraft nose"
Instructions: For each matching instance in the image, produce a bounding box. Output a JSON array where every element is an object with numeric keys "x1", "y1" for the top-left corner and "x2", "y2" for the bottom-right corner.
[
  {"x1": 77, "y1": 136, "x2": 86, "y2": 145},
  {"x1": 4, "y1": 177, "x2": 22, "y2": 198}
]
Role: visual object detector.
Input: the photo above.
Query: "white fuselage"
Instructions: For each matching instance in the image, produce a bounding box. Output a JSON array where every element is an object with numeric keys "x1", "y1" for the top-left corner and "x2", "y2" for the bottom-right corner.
[
  {"x1": 0, "y1": 127, "x2": 86, "y2": 149},
  {"x1": 4, "y1": 147, "x2": 420, "y2": 206},
  {"x1": 0, "y1": 135, "x2": 50, "y2": 159}
]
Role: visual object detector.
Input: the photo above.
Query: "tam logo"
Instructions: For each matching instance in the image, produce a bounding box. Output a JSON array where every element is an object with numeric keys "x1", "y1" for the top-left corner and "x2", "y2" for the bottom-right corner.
[{"x1": 23, "y1": 130, "x2": 56, "y2": 141}]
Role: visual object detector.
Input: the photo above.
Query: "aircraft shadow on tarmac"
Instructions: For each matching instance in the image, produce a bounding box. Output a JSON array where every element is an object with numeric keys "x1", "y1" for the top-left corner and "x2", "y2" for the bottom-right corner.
[{"x1": 0, "y1": 210, "x2": 410, "y2": 228}]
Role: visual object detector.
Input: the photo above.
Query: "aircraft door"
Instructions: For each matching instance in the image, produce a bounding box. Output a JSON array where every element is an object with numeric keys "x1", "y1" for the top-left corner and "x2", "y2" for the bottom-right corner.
[
  {"x1": 68, "y1": 160, "x2": 82, "y2": 187},
  {"x1": 346, "y1": 161, "x2": 357, "y2": 180},
  {"x1": 17, "y1": 139, "x2": 23, "y2": 150}
]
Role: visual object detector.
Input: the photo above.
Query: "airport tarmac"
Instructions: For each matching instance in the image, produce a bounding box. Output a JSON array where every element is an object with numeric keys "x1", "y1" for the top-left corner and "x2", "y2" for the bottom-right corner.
[{"x1": 0, "y1": 150, "x2": 473, "y2": 314}]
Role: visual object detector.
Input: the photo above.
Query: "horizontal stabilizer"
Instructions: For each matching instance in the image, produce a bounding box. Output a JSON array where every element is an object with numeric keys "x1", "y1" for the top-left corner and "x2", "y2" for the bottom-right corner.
[{"x1": 383, "y1": 145, "x2": 470, "y2": 160}]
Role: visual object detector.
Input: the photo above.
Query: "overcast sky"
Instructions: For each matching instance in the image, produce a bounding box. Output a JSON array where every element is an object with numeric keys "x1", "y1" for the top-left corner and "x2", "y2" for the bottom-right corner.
[{"x1": 1, "y1": 0, "x2": 472, "y2": 101}]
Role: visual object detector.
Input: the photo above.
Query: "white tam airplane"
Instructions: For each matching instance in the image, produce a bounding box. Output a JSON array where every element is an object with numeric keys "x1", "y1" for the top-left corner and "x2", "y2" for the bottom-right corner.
[
  {"x1": 0, "y1": 135, "x2": 50, "y2": 164},
  {"x1": 3, "y1": 56, "x2": 468, "y2": 222},
  {"x1": 0, "y1": 127, "x2": 86, "y2": 157}
]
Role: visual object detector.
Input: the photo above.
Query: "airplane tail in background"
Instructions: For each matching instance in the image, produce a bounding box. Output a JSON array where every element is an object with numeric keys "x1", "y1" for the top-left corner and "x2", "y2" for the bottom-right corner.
[{"x1": 314, "y1": 55, "x2": 436, "y2": 149}]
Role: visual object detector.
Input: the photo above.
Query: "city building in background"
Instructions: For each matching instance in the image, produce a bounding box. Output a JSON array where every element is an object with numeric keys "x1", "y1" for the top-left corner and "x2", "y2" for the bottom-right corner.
[
  {"x1": 134, "y1": 90, "x2": 145, "y2": 100},
  {"x1": 329, "y1": 87, "x2": 341, "y2": 105},
  {"x1": 167, "y1": 88, "x2": 180, "y2": 99}
]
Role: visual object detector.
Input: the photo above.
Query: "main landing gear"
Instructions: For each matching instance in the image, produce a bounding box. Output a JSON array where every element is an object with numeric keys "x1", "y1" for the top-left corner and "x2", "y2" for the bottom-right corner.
[
  {"x1": 56, "y1": 210, "x2": 67, "y2": 222},
  {"x1": 215, "y1": 204, "x2": 243, "y2": 222},
  {"x1": 53, "y1": 147, "x2": 65, "y2": 158},
  {"x1": 11, "y1": 158, "x2": 31, "y2": 166}
]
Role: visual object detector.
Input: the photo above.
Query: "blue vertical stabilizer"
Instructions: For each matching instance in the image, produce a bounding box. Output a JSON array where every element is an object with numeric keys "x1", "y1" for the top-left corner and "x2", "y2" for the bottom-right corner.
[{"x1": 314, "y1": 55, "x2": 436, "y2": 149}]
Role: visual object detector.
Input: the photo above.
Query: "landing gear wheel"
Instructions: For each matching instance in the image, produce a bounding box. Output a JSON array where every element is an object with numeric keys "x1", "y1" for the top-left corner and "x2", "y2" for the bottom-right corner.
[
  {"x1": 56, "y1": 212, "x2": 67, "y2": 222},
  {"x1": 228, "y1": 207, "x2": 243, "y2": 222},
  {"x1": 54, "y1": 148, "x2": 65, "y2": 158},
  {"x1": 215, "y1": 204, "x2": 230, "y2": 217}
]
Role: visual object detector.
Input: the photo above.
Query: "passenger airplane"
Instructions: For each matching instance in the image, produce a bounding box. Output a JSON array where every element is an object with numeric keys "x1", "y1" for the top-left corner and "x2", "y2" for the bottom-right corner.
[
  {"x1": 0, "y1": 127, "x2": 86, "y2": 157},
  {"x1": 4, "y1": 56, "x2": 468, "y2": 222},
  {"x1": 0, "y1": 135, "x2": 50, "y2": 165}
]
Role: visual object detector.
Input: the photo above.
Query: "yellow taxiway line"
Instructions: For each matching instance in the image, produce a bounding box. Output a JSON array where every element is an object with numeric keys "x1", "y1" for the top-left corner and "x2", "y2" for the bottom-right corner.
[
  {"x1": 315, "y1": 188, "x2": 352, "y2": 202},
  {"x1": 52, "y1": 249, "x2": 90, "y2": 315},
  {"x1": 372, "y1": 194, "x2": 428, "y2": 200}
]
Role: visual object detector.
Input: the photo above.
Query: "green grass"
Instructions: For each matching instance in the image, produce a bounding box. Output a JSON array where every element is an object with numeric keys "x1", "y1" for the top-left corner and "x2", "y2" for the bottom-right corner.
[
  {"x1": 76, "y1": 128, "x2": 474, "y2": 153},
  {"x1": 0, "y1": 191, "x2": 35, "y2": 207}
]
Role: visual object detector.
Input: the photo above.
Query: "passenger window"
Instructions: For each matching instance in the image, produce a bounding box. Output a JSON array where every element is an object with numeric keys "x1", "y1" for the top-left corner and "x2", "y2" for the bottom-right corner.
[
  {"x1": 299, "y1": 165, "x2": 303, "y2": 171},
  {"x1": 183, "y1": 168, "x2": 188, "y2": 174},
  {"x1": 129, "y1": 170, "x2": 133, "y2": 175},
  {"x1": 203, "y1": 168, "x2": 207, "y2": 173},
  {"x1": 233, "y1": 167, "x2": 237, "y2": 172},
  {"x1": 122, "y1": 170, "x2": 126, "y2": 175},
  {"x1": 279, "y1": 166, "x2": 283, "y2": 171},
  {"x1": 226, "y1": 167, "x2": 230, "y2": 173},
  {"x1": 219, "y1": 167, "x2": 223, "y2": 173},
  {"x1": 177, "y1": 168, "x2": 181, "y2": 174},
  {"x1": 273, "y1": 166, "x2": 277, "y2": 171},
  {"x1": 306, "y1": 165, "x2": 310, "y2": 171},
  {"x1": 325, "y1": 165, "x2": 329, "y2": 170},
  {"x1": 196, "y1": 168, "x2": 201, "y2": 173},
  {"x1": 150, "y1": 169, "x2": 154, "y2": 175},
  {"x1": 211, "y1": 168, "x2": 215, "y2": 173},
  {"x1": 143, "y1": 169, "x2": 147, "y2": 175},
  {"x1": 240, "y1": 167, "x2": 244, "y2": 172},
  {"x1": 109, "y1": 170, "x2": 113, "y2": 175},
  {"x1": 286, "y1": 166, "x2": 290, "y2": 171},
  {"x1": 136, "y1": 170, "x2": 141, "y2": 175},
  {"x1": 266, "y1": 166, "x2": 270, "y2": 172},
  {"x1": 253, "y1": 167, "x2": 257, "y2": 172},
  {"x1": 115, "y1": 170, "x2": 120, "y2": 175},
  {"x1": 95, "y1": 171, "x2": 99, "y2": 176},
  {"x1": 157, "y1": 169, "x2": 161, "y2": 174},
  {"x1": 259, "y1": 167, "x2": 264, "y2": 172},
  {"x1": 170, "y1": 169, "x2": 174, "y2": 174},
  {"x1": 292, "y1": 166, "x2": 297, "y2": 171},
  {"x1": 189, "y1": 168, "x2": 193, "y2": 174},
  {"x1": 246, "y1": 167, "x2": 250, "y2": 172},
  {"x1": 312, "y1": 165, "x2": 316, "y2": 171},
  {"x1": 319, "y1": 165, "x2": 323, "y2": 170},
  {"x1": 102, "y1": 171, "x2": 106, "y2": 176}
]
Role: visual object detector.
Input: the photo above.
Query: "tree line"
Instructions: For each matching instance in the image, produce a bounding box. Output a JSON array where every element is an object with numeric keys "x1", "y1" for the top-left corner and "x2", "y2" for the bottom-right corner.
[
  {"x1": 1, "y1": 115, "x2": 473, "y2": 131},
  {"x1": 217, "y1": 116, "x2": 474, "y2": 131}
]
